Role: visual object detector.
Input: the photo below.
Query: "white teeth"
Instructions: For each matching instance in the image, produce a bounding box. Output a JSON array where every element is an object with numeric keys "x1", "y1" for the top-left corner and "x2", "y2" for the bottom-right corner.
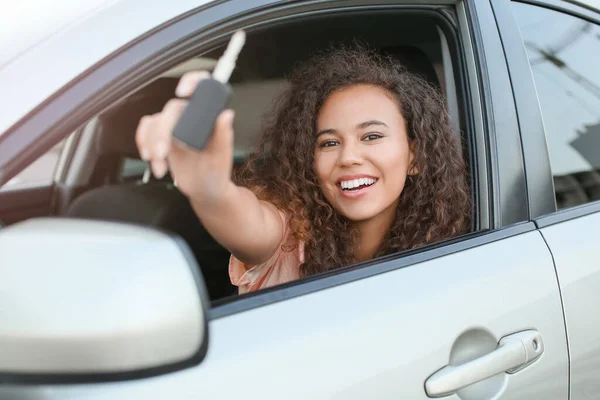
[{"x1": 340, "y1": 178, "x2": 377, "y2": 190}]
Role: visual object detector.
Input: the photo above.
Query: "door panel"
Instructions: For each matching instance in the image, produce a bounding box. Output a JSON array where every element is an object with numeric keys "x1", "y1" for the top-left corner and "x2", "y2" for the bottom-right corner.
[
  {"x1": 0, "y1": 185, "x2": 53, "y2": 226},
  {"x1": 0, "y1": 139, "x2": 65, "y2": 225},
  {"x1": 539, "y1": 211, "x2": 600, "y2": 400},
  {"x1": 2, "y1": 229, "x2": 568, "y2": 399}
]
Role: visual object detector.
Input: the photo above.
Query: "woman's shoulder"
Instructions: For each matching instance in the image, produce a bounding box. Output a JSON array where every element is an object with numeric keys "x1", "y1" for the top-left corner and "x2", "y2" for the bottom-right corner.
[{"x1": 229, "y1": 210, "x2": 304, "y2": 293}]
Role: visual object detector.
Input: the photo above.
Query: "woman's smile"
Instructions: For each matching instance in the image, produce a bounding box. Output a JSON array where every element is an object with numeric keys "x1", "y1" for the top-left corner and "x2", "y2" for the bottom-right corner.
[{"x1": 337, "y1": 175, "x2": 379, "y2": 198}]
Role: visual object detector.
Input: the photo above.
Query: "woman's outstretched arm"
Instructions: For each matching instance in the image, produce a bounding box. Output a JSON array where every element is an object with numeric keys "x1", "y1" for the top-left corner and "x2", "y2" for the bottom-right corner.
[{"x1": 135, "y1": 71, "x2": 283, "y2": 266}]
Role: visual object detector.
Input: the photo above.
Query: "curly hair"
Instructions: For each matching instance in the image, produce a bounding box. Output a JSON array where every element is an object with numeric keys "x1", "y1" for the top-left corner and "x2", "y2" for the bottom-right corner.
[{"x1": 235, "y1": 44, "x2": 470, "y2": 277}]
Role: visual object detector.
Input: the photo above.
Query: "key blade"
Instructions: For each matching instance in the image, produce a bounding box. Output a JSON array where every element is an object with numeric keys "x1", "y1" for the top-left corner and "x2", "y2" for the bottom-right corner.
[{"x1": 212, "y1": 30, "x2": 246, "y2": 83}]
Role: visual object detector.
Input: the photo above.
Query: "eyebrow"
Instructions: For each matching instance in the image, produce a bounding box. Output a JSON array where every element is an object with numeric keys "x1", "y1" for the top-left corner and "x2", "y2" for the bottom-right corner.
[
  {"x1": 316, "y1": 120, "x2": 388, "y2": 137},
  {"x1": 356, "y1": 120, "x2": 388, "y2": 130}
]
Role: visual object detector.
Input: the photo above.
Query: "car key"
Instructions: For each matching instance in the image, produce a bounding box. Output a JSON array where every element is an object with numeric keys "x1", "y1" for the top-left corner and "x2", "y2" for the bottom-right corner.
[{"x1": 173, "y1": 30, "x2": 246, "y2": 150}]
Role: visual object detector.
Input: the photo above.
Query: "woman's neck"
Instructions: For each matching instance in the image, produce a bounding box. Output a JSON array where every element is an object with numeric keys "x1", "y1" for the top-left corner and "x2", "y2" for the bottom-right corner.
[{"x1": 353, "y1": 203, "x2": 397, "y2": 262}]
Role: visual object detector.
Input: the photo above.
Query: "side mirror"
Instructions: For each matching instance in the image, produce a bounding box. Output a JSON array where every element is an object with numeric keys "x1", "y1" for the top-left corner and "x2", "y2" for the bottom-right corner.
[{"x1": 0, "y1": 218, "x2": 209, "y2": 382}]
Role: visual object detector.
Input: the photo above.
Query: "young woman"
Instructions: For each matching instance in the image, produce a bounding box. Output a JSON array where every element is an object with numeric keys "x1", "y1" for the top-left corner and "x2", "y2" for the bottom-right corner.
[{"x1": 136, "y1": 45, "x2": 470, "y2": 293}]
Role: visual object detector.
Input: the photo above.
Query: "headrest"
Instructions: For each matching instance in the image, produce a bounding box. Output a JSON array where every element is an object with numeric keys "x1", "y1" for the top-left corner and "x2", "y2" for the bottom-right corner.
[
  {"x1": 96, "y1": 79, "x2": 178, "y2": 159},
  {"x1": 95, "y1": 78, "x2": 288, "y2": 158},
  {"x1": 229, "y1": 79, "x2": 289, "y2": 152},
  {"x1": 94, "y1": 117, "x2": 140, "y2": 159},
  {"x1": 381, "y1": 46, "x2": 440, "y2": 87}
]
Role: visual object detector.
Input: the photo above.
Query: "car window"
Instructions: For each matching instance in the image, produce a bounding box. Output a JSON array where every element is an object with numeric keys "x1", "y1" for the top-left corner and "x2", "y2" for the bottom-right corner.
[
  {"x1": 512, "y1": 2, "x2": 600, "y2": 209},
  {"x1": 0, "y1": 140, "x2": 65, "y2": 191}
]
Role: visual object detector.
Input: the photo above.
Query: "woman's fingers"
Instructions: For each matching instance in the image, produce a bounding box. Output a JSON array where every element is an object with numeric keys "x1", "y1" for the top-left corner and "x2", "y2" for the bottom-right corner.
[
  {"x1": 142, "y1": 99, "x2": 188, "y2": 178},
  {"x1": 175, "y1": 71, "x2": 211, "y2": 98},
  {"x1": 135, "y1": 114, "x2": 166, "y2": 178},
  {"x1": 135, "y1": 115, "x2": 151, "y2": 161},
  {"x1": 157, "y1": 99, "x2": 188, "y2": 152},
  {"x1": 134, "y1": 70, "x2": 225, "y2": 181},
  {"x1": 136, "y1": 69, "x2": 210, "y2": 159},
  {"x1": 204, "y1": 109, "x2": 235, "y2": 156}
]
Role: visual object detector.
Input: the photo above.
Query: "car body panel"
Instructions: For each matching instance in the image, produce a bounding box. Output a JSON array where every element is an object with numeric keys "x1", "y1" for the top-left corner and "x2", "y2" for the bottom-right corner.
[
  {"x1": 565, "y1": 0, "x2": 600, "y2": 13},
  {"x1": 539, "y1": 211, "x2": 600, "y2": 400},
  {"x1": 0, "y1": 229, "x2": 568, "y2": 399},
  {"x1": 510, "y1": 2, "x2": 600, "y2": 398},
  {"x1": 0, "y1": 0, "x2": 118, "y2": 69}
]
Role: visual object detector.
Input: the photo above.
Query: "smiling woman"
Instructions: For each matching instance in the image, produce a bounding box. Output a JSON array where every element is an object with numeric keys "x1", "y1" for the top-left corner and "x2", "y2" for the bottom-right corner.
[
  {"x1": 224, "y1": 46, "x2": 470, "y2": 288},
  {"x1": 314, "y1": 85, "x2": 416, "y2": 262},
  {"x1": 135, "y1": 45, "x2": 470, "y2": 294}
]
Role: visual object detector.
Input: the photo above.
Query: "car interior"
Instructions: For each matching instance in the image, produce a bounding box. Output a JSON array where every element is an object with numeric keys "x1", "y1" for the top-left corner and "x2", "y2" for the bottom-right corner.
[{"x1": 1, "y1": 10, "x2": 471, "y2": 302}]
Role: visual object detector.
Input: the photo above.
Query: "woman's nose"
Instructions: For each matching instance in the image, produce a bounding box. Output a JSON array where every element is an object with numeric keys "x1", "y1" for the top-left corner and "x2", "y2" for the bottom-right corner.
[{"x1": 337, "y1": 142, "x2": 363, "y2": 167}]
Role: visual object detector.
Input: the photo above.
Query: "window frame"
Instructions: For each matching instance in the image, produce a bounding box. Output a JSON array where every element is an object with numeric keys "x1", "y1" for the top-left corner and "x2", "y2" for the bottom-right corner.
[
  {"x1": 0, "y1": 138, "x2": 67, "y2": 192},
  {"x1": 502, "y1": 0, "x2": 600, "y2": 224},
  {"x1": 464, "y1": 0, "x2": 530, "y2": 227},
  {"x1": 0, "y1": 0, "x2": 531, "y2": 315},
  {"x1": 490, "y1": 0, "x2": 557, "y2": 220}
]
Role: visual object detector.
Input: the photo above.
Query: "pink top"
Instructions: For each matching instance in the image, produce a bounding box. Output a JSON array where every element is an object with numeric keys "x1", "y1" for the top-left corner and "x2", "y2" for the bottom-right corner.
[{"x1": 229, "y1": 212, "x2": 304, "y2": 293}]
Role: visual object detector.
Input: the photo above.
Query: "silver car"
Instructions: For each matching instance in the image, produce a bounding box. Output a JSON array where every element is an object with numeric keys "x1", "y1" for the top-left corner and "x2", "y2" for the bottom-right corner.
[{"x1": 0, "y1": 0, "x2": 599, "y2": 399}]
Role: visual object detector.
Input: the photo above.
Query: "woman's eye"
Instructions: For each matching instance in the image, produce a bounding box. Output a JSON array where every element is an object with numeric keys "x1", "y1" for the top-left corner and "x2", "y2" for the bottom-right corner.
[
  {"x1": 363, "y1": 133, "x2": 383, "y2": 141},
  {"x1": 319, "y1": 140, "x2": 338, "y2": 148}
]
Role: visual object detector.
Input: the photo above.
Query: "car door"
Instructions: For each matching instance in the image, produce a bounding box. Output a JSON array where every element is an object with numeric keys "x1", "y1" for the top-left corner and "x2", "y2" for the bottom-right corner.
[
  {"x1": 507, "y1": 1, "x2": 600, "y2": 399},
  {"x1": 0, "y1": 139, "x2": 68, "y2": 226},
  {"x1": 0, "y1": 0, "x2": 569, "y2": 399}
]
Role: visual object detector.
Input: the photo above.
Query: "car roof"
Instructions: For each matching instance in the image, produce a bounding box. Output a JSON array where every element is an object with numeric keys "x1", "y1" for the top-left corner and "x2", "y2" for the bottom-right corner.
[
  {"x1": 573, "y1": 0, "x2": 600, "y2": 11},
  {"x1": 0, "y1": 0, "x2": 213, "y2": 137},
  {"x1": 0, "y1": 1, "x2": 117, "y2": 70}
]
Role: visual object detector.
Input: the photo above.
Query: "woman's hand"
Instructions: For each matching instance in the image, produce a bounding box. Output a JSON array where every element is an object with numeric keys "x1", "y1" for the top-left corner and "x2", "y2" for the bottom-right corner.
[
  {"x1": 135, "y1": 71, "x2": 235, "y2": 204},
  {"x1": 135, "y1": 70, "x2": 283, "y2": 266}
]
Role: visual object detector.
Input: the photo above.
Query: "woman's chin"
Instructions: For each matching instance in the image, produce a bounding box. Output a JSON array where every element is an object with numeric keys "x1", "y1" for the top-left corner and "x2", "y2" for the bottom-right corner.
[
  {"x1": 332, "y1": 200, "x2": 398, "y2": 225},
  {"x1": 335, "y1": 208, "x2": 379, "y2": 223}
]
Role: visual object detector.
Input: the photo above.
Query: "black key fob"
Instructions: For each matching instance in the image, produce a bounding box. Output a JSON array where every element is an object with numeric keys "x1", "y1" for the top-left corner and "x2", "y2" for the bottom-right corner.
[{"x1": 173, "y1": 78, "x2": 232, "y2": 151}]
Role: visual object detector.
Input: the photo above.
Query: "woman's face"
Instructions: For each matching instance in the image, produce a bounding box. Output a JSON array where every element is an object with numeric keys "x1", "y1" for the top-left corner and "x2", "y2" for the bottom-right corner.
[{"x1": 314, "y1": 84, "x2": 414, "y2": 224}]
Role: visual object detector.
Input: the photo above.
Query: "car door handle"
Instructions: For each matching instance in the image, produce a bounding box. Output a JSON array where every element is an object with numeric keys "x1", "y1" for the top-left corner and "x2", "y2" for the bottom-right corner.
[{"x1": 425, "y1": 330, "x2": 544, "y2": 398}]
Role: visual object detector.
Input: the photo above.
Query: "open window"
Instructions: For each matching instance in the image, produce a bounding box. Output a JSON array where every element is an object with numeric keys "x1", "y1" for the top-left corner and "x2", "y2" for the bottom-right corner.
[{"x1": 52, "y1": 7, "x2": 475, "y2": 303}]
